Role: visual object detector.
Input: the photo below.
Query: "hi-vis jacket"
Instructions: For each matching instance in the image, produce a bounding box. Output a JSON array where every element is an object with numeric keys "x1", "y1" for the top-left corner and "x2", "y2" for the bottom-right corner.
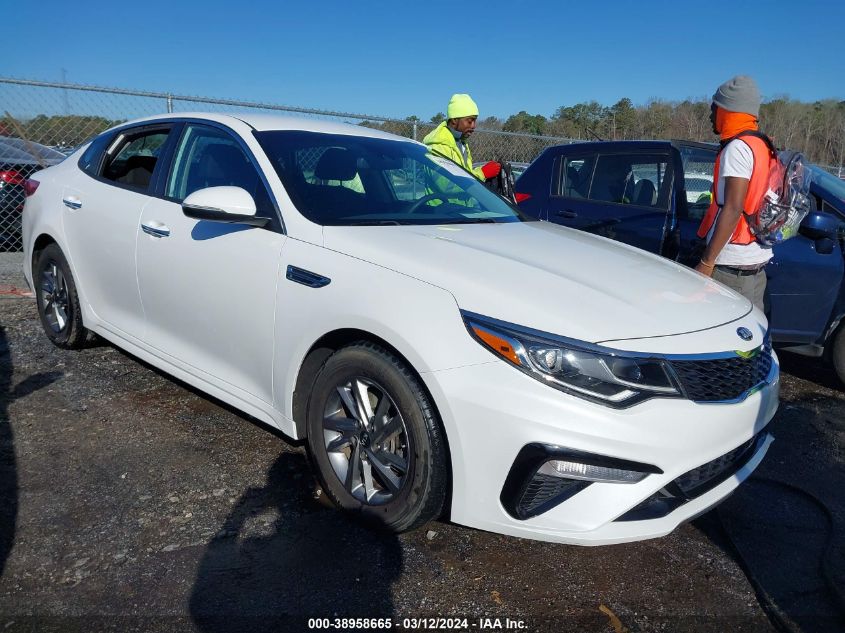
[
  {"x1": 423, "y1": 122, "x2": 486, "y2": 181},
  {"x1": 696, "y1": 132, "x2": 776, "y2": 245}
]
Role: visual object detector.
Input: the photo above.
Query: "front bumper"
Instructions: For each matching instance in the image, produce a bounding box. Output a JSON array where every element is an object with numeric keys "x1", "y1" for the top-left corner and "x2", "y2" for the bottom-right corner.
[{"x1": 423, "y1": 354, "x2": 778, "y2": 545}]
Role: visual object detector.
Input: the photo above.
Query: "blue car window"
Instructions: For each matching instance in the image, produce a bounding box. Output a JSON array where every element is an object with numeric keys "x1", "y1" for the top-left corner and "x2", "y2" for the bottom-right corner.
[{"x1": 590, "y1": 154, "x2": 669, "y2": 208}]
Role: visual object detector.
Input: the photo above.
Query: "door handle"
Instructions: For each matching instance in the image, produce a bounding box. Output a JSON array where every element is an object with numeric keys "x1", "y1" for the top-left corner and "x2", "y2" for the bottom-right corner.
[
  {"x1": 141, "y1": 222, "x2": 171, "y2": 238},
  {"x1": 557, "y1": 210, "x2": 577, "y2": 218},
  {"x1": 62, "y1": 196, "x2": 82, "y2": 210}
]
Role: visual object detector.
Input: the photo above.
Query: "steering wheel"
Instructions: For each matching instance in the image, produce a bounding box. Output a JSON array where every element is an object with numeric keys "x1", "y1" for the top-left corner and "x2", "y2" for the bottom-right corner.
[{"x1": 406, "y1": 193, "x2": 454, "y2": 214}]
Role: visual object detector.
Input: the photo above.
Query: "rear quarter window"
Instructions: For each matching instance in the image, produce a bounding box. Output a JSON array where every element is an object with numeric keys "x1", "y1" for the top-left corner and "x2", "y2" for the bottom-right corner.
[{"x1": 78, "y1": 132, "x2": 114, "y2": 176}]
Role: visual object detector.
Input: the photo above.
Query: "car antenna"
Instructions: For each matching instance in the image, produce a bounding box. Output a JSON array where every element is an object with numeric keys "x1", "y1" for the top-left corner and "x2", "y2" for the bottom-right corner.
[{"x1": 585, "y1": 126, "x2": 604, "y2": 142}]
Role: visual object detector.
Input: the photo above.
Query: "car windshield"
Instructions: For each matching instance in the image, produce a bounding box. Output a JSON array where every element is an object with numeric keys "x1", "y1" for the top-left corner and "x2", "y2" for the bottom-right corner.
[
  {"x1": 255, "y1": 130, "x2": 524, "y2": 226},
  {"x1": 812, "y1": 166, "x2": 845, "y2": 204}
]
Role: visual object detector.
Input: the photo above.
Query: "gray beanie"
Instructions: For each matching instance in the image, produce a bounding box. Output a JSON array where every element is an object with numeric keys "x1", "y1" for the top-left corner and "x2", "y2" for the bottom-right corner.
[{"x1": 712, "y1": 75, "x2": 761, "y2": 117}]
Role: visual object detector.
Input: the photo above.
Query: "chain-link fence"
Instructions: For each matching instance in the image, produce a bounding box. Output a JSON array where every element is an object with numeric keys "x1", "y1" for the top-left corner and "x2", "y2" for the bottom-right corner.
[
  {"x1": 819, "y1": 164, "x2": 845, "y2": 178},
  {"x1": 3, "y1": 77, "x2": 842, "y2": 252},
  {"x1": 0, "y1": 77, "x2": 576, "y2": 251}
]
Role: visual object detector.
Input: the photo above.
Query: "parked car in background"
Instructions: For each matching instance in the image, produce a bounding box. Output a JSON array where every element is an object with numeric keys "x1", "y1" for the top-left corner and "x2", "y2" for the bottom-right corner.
[
  {"x1": 0, "y1": 136, "x2": 66, "y2": 250},
  {"x1": 515, "y1": 140, "x2": 845, "y2": 381},
  {"x1": 22, "y1": 114, "x2": 778, "y2": 545}
]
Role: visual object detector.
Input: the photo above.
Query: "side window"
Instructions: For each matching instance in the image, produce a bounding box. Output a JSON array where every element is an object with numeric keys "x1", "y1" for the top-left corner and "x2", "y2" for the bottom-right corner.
[
  {"x1": 589, "y1": 154, "x2": 670, "y2": 208},
  {"x1": 100, "y1": 128, "x2": 170, "y2": 191},
  {"x1": 679, "y1": 146, "x2": 717, "y2": 220},
  {"x1": 554, "y1": 155, "x2": 596, "y2": 198},
  {"x1": 78, "y1": 132, "x2": 113, "y2": 177},
  {"x1": 165, "y1": 124, "x2": 276, "y2": 222}
]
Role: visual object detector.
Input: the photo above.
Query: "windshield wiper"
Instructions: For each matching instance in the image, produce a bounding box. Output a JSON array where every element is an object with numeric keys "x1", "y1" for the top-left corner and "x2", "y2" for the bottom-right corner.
[
  {"x1": 439, "y1": 218, "x2": 500, "y2": 224},
  {"x1": 346, "y1": 220, "x2": 404, "y2": 226}
]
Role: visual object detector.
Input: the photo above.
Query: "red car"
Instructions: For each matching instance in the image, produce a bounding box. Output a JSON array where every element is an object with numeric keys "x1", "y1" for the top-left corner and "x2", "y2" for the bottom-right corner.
[{"x1": 0, "y1": 136, "x2": 66, "y2": 251}]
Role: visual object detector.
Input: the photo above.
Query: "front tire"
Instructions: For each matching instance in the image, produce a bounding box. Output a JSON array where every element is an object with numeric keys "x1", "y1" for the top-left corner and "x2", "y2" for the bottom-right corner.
[
  {"x1": 306, "y1": 342, "x2": 448, "y2": 532},
  {"x1": 831, "y1": 325, "x2": 845, "y2": 386},
  {"x1": 34, "y1": 244, "x2": 88, "y2": 349}
]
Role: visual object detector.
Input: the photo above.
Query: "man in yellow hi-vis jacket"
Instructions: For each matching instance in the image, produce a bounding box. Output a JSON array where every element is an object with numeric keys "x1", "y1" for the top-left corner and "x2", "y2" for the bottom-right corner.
[{"x1": 423, "y1": 94, "x2": 500, "y2": 182}]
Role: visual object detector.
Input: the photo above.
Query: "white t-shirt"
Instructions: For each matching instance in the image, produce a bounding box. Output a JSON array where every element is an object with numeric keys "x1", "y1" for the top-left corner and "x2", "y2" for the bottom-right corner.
[{"x1": 708, "y1": 138, "x2": 773, "y2": 267}]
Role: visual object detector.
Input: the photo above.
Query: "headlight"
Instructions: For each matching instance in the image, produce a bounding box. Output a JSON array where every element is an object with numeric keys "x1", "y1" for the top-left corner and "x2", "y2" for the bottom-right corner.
[{"x1": 462, "y1": 311, "x2": 681, "y2": 407}]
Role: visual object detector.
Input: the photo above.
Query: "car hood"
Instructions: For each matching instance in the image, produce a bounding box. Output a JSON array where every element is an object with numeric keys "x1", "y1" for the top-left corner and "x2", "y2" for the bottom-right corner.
[{"x1": 322, "y1": 221, "x2": 751, "y2": 343}]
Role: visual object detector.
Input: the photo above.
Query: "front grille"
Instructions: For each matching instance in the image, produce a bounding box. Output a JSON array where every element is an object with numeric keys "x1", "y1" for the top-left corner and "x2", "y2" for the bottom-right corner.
[{"x1": 669, "y1": 349, "x2": 772, "y2": 402}]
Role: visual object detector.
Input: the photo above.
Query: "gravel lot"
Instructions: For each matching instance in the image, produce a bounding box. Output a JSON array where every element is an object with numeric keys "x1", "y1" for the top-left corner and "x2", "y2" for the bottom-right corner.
[{"x1": 1, "y1": 252, "x2": 843, "y2": 632}]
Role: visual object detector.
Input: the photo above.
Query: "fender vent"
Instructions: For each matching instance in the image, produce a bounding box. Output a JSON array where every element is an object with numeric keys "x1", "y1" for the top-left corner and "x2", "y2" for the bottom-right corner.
[{"x1": 286, "y1": 266, "x2": 330, "y2": 288}]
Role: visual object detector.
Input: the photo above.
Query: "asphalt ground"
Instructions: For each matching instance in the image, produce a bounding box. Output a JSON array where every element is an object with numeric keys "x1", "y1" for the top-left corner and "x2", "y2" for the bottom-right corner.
[{"x1": 1, "y1": 252, "x2": 843, "y2": 633}]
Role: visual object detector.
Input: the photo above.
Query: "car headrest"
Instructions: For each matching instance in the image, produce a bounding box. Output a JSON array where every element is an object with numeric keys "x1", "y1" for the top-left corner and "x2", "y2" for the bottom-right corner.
[
  {"x1": 634, "y1": 179, "x2": 657, "y2": 206},
  {"x1": 314, "y1": 147, "x2": 357, "y2": 181},
  {"x1": 125, "y1": 154, "x2": 157, "y2": 173}
]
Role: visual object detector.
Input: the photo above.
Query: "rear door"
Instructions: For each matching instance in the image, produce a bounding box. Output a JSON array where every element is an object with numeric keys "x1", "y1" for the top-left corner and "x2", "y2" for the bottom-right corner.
[
  {"x1": 545, "y1": 148, "x2": 674, "y2": 254},
  {"x1": 62, "y1": 124, "x2": 174, "y2": 337}
]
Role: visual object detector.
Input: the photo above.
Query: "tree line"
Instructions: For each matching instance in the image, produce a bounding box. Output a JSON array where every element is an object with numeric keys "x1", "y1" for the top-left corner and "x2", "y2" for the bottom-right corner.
[
  {"x1": 4, "y1": 97, "x2": 844, "y2": 169},
  {"x1": 0, "y1": 114, "x2": 122, "y2": 150},
  {"x1": 432, "y1": 97, "x2": 845, "y2": 168}
]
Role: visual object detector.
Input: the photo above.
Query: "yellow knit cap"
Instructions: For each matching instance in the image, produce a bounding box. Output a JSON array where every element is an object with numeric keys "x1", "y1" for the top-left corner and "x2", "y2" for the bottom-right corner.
[{"x1": 447, "y1": 94, "x2": 479, "y2": 119}]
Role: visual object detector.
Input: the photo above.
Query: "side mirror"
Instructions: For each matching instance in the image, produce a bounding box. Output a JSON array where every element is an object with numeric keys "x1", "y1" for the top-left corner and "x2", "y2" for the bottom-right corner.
[
  {"x1": 182, "y1": 186, "x2": 268, "y2": 227},
  {"x1": 799, "y1": 211, "x2": 839, "y2": 241}
]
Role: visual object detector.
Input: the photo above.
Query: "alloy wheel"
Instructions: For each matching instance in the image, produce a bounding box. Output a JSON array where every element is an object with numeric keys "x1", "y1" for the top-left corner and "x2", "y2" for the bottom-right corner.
[
  {"x1": 40, "y1": 262, "x2": 69, "y2": 333},
  {"x1": 322, "y1": 377, "x2": 411, "y2": 505}
]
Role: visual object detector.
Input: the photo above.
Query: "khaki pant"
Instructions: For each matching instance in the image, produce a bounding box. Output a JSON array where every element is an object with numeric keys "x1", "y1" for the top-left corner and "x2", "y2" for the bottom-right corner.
[{"x1": 712, "y1": 266, "x2": 767, "y2": 313}]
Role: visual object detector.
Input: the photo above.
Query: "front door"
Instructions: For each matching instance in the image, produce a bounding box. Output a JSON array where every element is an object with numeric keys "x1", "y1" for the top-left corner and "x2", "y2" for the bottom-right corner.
[
  {"x1": 766, "y1": 195, "x2": 843, "y2": 343},
  {"x1": 136, "y1": 123, "x2": 285, "y2": 404}
]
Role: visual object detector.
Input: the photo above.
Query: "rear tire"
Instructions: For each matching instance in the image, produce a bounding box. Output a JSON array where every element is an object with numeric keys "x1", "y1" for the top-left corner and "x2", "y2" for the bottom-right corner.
[
  {"x1": 305, "y1": 342, "x2": 448, "y2": 532},
  {"x1": 34, "y1": 244, "x2": 88, "y2": 349}
]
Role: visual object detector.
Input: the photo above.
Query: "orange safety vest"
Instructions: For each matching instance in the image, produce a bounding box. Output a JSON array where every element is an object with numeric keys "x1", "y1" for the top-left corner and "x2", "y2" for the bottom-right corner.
[{"x1": 696, "y1": 132, "x2": 776, "y2": 245}]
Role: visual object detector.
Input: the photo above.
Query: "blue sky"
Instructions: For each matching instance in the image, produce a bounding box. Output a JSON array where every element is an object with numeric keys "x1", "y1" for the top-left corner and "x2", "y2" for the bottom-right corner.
[{"x1": 6, "y1": 0, "x2": 845, "y2": 121}]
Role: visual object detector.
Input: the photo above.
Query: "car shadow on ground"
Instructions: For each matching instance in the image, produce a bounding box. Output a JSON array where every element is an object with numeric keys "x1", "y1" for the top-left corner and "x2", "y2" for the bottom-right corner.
[
  {"x1": 189, "y1": 452, "x2": 403, "y2": 633},
  {"x1": 0, "y1": 324, "x2": 62, "y2": 578},
  {"x1": 695, "y1": 388, "x2": 845, "y2": 633},
  {"x1": 0, "y1": 325, "x2": 13, "y2": 578}
]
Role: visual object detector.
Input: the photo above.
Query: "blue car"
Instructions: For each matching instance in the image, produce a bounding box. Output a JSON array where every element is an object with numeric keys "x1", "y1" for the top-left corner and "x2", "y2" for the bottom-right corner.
[{"x1": 515, "y1": 140, "x2": 845, "y2": 381}]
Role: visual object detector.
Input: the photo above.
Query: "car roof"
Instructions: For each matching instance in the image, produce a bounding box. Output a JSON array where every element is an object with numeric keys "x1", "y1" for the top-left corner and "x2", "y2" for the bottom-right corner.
[
  {"x1": 543, "y1": 139, "x2": 718, "y2": 153},
  {"x1": 115, "y1": 112, "x2": 414, "y2": 143}
]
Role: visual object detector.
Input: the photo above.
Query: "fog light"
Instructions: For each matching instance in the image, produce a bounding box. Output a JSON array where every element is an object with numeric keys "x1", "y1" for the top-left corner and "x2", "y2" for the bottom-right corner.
[{"x1": 538, "y1": 459, "x2": 650, "y2": 484}]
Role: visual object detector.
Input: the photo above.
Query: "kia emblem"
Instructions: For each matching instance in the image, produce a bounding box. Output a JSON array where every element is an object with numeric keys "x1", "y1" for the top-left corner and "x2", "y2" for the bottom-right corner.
[{"x1": 736, "y1": 327, "x2": 753, "y2": 341}]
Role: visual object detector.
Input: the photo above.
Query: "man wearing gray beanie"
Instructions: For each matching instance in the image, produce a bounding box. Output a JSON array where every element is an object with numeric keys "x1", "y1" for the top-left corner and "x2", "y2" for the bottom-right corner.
[
  {"x1": 712, "y1": 75, "x2": 762, "y2": 118},
  {"x1": 695, "y1": 75, "x2": 773, "y2": 313}
]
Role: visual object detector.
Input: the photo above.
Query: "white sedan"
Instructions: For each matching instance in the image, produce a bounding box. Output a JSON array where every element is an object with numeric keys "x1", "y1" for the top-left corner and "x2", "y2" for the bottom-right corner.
[{"x1": 21, "y1": 113, "x2": 778, "y2": 545}]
